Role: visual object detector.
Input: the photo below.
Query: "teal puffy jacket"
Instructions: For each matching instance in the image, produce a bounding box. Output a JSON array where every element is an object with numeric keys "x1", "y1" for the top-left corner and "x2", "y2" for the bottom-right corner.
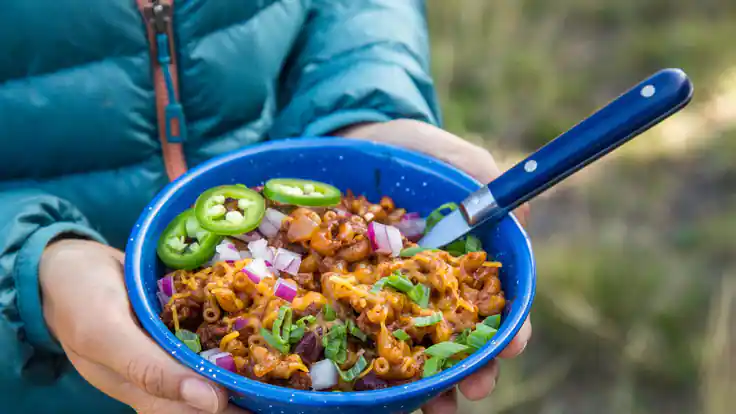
[{"x1": 0, "y1": 1, "x2": 439, "y2": 412}]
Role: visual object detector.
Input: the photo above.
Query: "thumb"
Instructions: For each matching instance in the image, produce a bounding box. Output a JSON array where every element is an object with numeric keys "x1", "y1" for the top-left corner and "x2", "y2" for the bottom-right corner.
[{"x1": 103, "y1": 322, "x2": 230, "y2": 413}]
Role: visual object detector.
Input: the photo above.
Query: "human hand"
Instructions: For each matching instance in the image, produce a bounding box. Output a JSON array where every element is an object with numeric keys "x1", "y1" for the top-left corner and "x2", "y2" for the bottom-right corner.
[
  {"x1": 40, "y1": 239, "x2": 248, "y2": 414},
  {"x1": 338, "y1": 119, "x2": 533, "y2": 413}
]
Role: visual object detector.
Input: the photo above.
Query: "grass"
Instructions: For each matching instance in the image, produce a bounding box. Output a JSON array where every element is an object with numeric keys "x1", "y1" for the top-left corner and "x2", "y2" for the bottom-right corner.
[{"x1": 424, "y1": 1, "x2": 736, "y2": 413}]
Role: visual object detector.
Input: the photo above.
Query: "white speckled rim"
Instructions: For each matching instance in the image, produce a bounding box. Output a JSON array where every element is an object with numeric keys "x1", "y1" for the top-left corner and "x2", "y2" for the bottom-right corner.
[{"x1": 125, "y1": 137, "x2": 536, "y2": 406}]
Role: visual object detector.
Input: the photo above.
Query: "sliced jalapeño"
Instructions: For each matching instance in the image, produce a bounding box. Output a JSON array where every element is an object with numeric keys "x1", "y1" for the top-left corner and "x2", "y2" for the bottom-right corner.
[
  {"x1": 157, "y1": 209, "x2": 222, "y2": 269},
  {"x1": 194, "y1": 185, "x2": 266, "y2": 235},
  {"x1": 263, "y1": 178, "x2": 341, "y2": 207}
]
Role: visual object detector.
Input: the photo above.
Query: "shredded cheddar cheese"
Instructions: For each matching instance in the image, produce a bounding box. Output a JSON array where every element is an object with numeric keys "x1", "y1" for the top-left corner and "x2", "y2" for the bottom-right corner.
[
  {"x1": 357, "y1": 359, "x2": 375, "y2": 379},
  {"x1": 171, "y1": 305, "x2": 180, "y2": 332},
  {"x1": 159, "y1": 196, "x2": 507, "y2": 391},
  {"x1": 220, "y1": 331, "x2": 240, "y2": 350}
]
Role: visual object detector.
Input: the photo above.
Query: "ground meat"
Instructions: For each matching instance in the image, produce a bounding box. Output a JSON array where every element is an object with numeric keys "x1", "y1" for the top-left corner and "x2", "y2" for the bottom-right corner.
[
  {"x1": 286, "y1": 371, "x2": 312, "y2": 390},
  {"x1": 293, "y1": 272, "x2": 319, "y2": 291},
  {"x1": 356, "y1": 312, "x2": 380, "y2": 336},
  {"x1": 295, "y1": 302, "x2": 321, "y2": 319},
  {"x1": 269, "y1": 230, "x2": 308, "y2": 255},
  {"x1": 239, "y1": 358, "x2": 260, "y2": 381},
  {"x1": 319, "y1": 256, "x2": 348, "y2": 273},
  {"x1": 196, "y1": 321, "x2": 229, "y2": 350},
  {"x1": 161, "y1": 297, "x2": 202, "y2": 330}
]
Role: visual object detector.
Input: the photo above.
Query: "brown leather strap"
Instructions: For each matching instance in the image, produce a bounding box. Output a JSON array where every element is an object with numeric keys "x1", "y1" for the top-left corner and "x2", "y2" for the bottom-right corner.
[{"x1": 136, "y1": 0, "x2": 188, "y2": 181}]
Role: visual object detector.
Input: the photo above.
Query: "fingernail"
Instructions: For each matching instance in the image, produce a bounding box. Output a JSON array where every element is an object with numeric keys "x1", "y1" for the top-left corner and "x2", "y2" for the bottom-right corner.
[
  {"x1": 181, "y1": 378, "x2": 219, "y2": 413},
  {"x1": 518, "y1": 341, "x2": 528, "y2": 355}
]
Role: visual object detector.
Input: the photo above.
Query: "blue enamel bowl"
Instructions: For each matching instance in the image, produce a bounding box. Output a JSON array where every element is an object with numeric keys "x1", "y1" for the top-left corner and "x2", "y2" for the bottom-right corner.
[{"x1": 125, "y1": 138, "x2": 535, "y2": 414}]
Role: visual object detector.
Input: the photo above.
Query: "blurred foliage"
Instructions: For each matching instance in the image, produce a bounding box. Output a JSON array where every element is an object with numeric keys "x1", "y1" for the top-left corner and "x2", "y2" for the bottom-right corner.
[{"x1": 425, "y1": 1, "x2": 736, "y2": 413}]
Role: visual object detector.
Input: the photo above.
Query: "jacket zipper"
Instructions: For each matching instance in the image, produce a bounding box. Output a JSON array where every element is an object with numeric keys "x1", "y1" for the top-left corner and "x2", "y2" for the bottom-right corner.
[{"x1": 138, "y1": 0, "x2": 188, "y2": 181}]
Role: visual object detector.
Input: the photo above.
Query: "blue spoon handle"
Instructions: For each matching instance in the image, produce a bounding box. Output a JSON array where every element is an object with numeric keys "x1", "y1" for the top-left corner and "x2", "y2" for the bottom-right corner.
[{"x1": 462, "y1": 68, "x2": 693, "y2": 224}]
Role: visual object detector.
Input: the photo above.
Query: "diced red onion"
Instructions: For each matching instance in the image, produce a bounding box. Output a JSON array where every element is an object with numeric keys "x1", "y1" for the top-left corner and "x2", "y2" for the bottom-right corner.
[
  {"x1": 368, "y1": 222, "x2": 403, "y2": 257},
  {"x1": 231, "y1": 231, "x2": 263, "y2": 242},
  {"x1": 403, "y1": 212, "x2": 421, "y2": 220},
  {"x1": 273, "y1": 248, "x2": 302, "y2": 276},
  {"x1": 367, "y1": 221, "x2": 377, "y2": 250},
  {"x1": 386, "y1": 225, "x2": 403, "y2": 256},
  {"x1": 213, "y1": 353, "x2": 236, "y2": 372},
  {"x1": 258, "y1": 208, "x2": 288, "y2": 238},
  {"x1": 157, "y1": 275, "x2": 175, "y2": 297},
  {"x1": 274, "y1": 279, "x2": 298, "y2": 302},
  {"x1": 238, "y1": 250, "x2": 252, "y2": 260},
  {"x1": 200, "y1": 350, "x2": 236, "y2": 373},
  {"x1": 156, "y1": 291, "x2": 170, "y2": 308},
  {"x1": 233, "y1": 317, "x2": 248, "y2": 331},
  {"x1": 247, "y1": 238, "x2": 272, "y2": 261},
  {"x1": 335, "y1": 209, "x2": 352, "y2": 218},
  {"x1": 215, "y1": 240, "x2": 241, "y2": 262},
  {"x1": 242, "y1": 258, "x2": 274, "y2": 284},
  {"x1": 200, "y1": 348, "x2": 224, "y2": 360},
  {"x1": 310, "y1": 359, "x2": 339, "y2": 390},
  {"x1": 395, "y1": 215, "x2": 426, "y2": 242}
]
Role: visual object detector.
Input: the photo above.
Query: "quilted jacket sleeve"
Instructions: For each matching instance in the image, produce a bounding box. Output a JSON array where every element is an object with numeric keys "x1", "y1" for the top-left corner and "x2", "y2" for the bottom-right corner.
[
  {"x1": 0, "y1": 189, "x2": 124, "y2": 410},
  {"x1": 269, "y1": 0, "x2": 442, "y2": 138}
]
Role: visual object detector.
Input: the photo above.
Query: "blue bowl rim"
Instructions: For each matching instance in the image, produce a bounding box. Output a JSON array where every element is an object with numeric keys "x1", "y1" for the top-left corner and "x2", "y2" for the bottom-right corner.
[{"x1": 125, "y1": 137, "x2": 536, "y2": 406}]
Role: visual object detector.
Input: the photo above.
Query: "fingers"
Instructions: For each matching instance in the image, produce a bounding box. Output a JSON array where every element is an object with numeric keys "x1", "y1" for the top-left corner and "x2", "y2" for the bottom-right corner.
[
  {"x1": 42, "y1": 243, "x2": 232, "y2": 413},
  {"x1": 458, "y1": 359, "x2": 500, "y2": 401},
  {"x1": 513, "y1": 202, "x2": 531, "y2": 229},
  {"x1": 83, "y1": 295, "x2": 231, "y2": 412},
  {"x1": 422, "y1": 388, "x2": 458, "y2": 414},
  {"x1": 67, "y1": 351, "x2": 250, "y2": 414},
  {"x1": 498, "y1": 316, "x2": 532, "y2": 359}
]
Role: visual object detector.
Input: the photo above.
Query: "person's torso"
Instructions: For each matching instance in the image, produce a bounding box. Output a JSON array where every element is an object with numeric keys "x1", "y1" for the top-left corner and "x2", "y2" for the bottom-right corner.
[{"x1": 0, "y1": 0, "x2": 308, "y2": 249}]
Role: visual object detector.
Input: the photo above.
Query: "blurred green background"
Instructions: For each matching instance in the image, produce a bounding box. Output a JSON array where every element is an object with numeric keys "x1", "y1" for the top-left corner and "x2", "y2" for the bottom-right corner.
[{"x1": 424, "y1": 1, "x2": 735, "y2": 413}]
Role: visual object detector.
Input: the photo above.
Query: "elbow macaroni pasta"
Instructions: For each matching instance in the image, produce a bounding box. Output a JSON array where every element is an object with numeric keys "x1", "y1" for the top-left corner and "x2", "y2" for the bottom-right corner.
[{"x1": 159, "y1": 190, "x2": 505, "y2": 391}]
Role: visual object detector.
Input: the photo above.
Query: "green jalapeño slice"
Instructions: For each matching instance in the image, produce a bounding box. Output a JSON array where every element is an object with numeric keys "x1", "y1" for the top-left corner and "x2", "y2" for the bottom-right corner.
[
  {"x1": 157, "y1": 209, "x2": 222, "y2": 269},
  {"x1": 194, "y1": 185, "x2": 266, "y2": 235},
  {"x1": 263, "y1": 178, "x2": 341, "y2": 207}
]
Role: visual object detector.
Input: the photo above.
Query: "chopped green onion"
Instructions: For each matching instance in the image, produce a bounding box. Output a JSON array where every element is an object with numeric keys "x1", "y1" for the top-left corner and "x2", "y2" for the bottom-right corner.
[
  {"x1": 407, "y1": 284, "x2": 431, "y2": 308},
  {"x1": 482, "y1": 314, "x2": 501, "y2": 329},
  {"x1": 386, "y1": 272, "x2": 414, "y2": 293},
  {"x1": 260, "y1": 305, "x2": 294, "y2": 353},
  {"x1": 425, "y1": 202, "x2": 459, "y2": 232},
  {"x1": 444, "y1": 234, "x2": 484, "y2": 257},
  {"x1": 464, "y1": 235, "x2": 483, "y2": 252},
  {"x1": 346, "y1": 320, "x2": 368, "y2": 341},
  {"x1": 370, "y1": 277, "x2": 389, "y2": 294},
  {"x1": 399, "y1": 247, "x2": 440, "y2": 257},
  {"x1": 260, "y1": 328, "x2": 289, "y2": 353},
  {"x1": 289, "y1": 326, "x2": 305, "y2": 343},
  {"x1": 323, "y1": 303, "x2": 337, "y2": 321},
  {"x1": 425, "y1": 342, "x2": 471, "y2": 358},
  {"x1": 444, "y1": 238, "x2": 467, "y2": 257},
  {"x1": 296, "y1": 315, "x2": 317, "y2": 328},
  {"x1": 466, "y1": 323, "x2": 497, "y2": 350},
  {"x1": 175, "y1": 329, "x2": 202, "y2": 353},
  {"x1": 454, "y1": 328, "x2": 471, "y2": 345},
  {"x1": 422, "y1": 356, "x2": 445, "y2": 378},
  {"x1": 413, "y1": 312, "x2": 443, "y2": 327},
  {"x1": 333, "y1": 356, "x2": 368, "y2": 382},
  {"x1": 322, "y1": 323, "x2": 348, "y2": 364},
  {"x1": 272, "y1": 305, "x2": 293, "y2": 345},
  {"x1": 393, "y1": 329, "x2": 411, "y2": 341}
]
